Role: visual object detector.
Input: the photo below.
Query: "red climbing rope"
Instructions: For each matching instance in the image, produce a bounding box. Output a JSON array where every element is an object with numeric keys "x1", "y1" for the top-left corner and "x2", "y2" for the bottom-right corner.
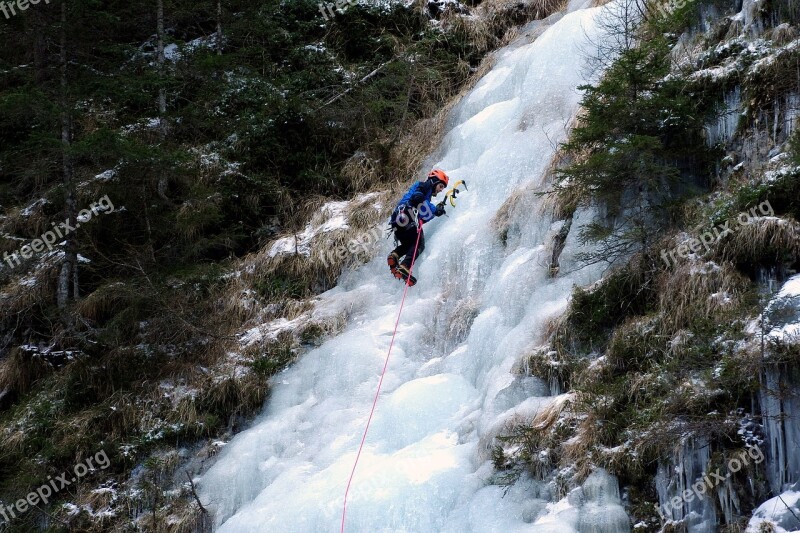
[{"x1": 340, "y1": 220, "x2": 424, "y2": 533}]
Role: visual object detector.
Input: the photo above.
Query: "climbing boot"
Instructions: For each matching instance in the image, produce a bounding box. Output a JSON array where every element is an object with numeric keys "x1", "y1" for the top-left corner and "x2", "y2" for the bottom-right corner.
[
  {"x1": 387, "y1": 252, "x2": 400, "y2": 275},
  {"x1": 396, "y1": 265, "x2": 417, "y2": 286}
]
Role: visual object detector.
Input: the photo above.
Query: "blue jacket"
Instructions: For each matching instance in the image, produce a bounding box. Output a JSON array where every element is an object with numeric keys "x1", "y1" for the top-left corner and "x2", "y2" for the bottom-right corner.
[{"x1": 393, "y1": 180, "x2": 438, "y2": 224}]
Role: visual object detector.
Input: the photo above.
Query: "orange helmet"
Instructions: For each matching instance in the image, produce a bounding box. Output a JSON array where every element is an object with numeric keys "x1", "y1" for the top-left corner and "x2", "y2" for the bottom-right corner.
[{"x1": 427, "y1": 169, "x2": 449, "y2": 187}]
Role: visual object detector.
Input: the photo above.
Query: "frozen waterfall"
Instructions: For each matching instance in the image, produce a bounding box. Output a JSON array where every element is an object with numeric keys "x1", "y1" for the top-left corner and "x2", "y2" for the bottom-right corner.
[{"x1": 198, "y1": 1, "x2": 632, "y2": 532}]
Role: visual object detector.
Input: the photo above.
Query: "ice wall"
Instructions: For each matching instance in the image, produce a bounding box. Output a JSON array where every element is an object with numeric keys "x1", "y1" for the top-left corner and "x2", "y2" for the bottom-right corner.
[
  {"x1": 760, "y1": 275, "x2": 800, "y2": 495},
  {"x1": 198, "y1": 2, "x2": 632, "y2": 532},
  {"x1": 655, "y1": 437, "x2": 717, "y2": 532},
  {"x1": 705, "y1": 87, "x2": 741, "y2": 147}
]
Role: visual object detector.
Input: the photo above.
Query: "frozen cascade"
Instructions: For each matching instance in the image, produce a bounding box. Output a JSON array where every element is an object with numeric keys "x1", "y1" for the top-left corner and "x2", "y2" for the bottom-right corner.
[
  {"x1": 198, "y1": 2, "x2": 631, "y2": 532},
  {"x1": 654, "y1": 437, "x2": 716, "y2": 531},
  {"x1": 758, "y1": 274, "x2": 800, "y2": 496},
  {"x1": 781, "y1": 93, "x2": 800, "y2": 140},
  {"x1": 655, "y1": 438, "x2": 755, "y2": 528},
  {"x1": 760, "y1": 364, "x2": 800, "y2": 495},
  {"x1": 705, "y1": 87, "x2": 741, "y2": 147},
  {"x1": 742, "y1": 274, "x2": 800, "y2": 531},
  {"x1": 715, "y1": 472, "x2": 741, "y2": 526},
  {"x1": 769, "y1": 92, "x2": 800, "y2": 145},
  {"x1": 575, "y1": 470, "x2": 630, "y2": 532}
]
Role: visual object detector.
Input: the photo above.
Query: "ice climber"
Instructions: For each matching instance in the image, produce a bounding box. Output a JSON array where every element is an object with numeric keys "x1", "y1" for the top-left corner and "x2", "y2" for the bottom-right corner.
[{"x1": 387, "y1": 169, "x2": 449, "y2": 286}]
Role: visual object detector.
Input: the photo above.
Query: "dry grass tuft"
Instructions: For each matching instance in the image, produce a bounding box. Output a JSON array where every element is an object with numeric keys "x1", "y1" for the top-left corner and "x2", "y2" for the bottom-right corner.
[
  {"x1": 770, "y1": 23, "x2": 798, "y2": 45},
  {"x1": 341, "y1": 151, "x2": 381, "y2": 193},
  {"x1": 154, "y1": 502, "x2": 210, "y2": 533},
  {"x1": 2, "y1": 200, "x2": 51, "y2": 239},
  {"x1": 532, "y1": 392, "x2": 574, "y2": 431},
  {"x1": 287, "y1": 195, "x2": 330, "y2": 234},
  {"x1": 524, "y1": 346, "x2": 577, "y2": 392},
  {"x1": 657, "y1": 260, "x2": 748, "y2": 331},
  {"x1": 219, "y1": 278, "x2": 261, "y2": 325},
  {"x1": 715, "y1": 215, "x2": 800, "y2": 266},
  {"x1": 0, "y1": 347, "x2": 54, "y2": 399},
  {"x1": 561, "y1": 400, "x2": 600, "y2": 482},
  {"x1": 175, "y1": 195, "x2": 224, "y2": 242},
  {"x1": 601, "y1": 317, "x2": 658, "y2": 372},
  {"x1": 200, "y1": 370, "x2": 268, "y2": 422},
  {"x1": 492, "y1": 184, "x2": 536, "y2": 234},
  {"x1": 0, "y1": 261, "x2": 60, "y2": 318},
  {"x1": 76, "y1": 281, "x2": 135, "y2": 321},
  {"x1": 443, "y1": 12, "x2": 494, "y2": 55},
  {"x1": 456, "y1": 0, "x2": 569, "y2": 49},
  {"x1": 347, "y1": 191, "x2": 394, "y2": 231}
]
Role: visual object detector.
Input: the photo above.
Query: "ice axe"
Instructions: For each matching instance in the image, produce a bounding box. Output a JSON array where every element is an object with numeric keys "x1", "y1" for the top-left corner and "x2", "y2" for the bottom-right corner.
[{"x1": 437, "y1": 180, "x2": 468, "y2": 211}]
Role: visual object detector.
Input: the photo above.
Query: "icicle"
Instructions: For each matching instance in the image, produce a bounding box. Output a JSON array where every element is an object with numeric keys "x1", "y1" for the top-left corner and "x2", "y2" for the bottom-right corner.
[
  {"x1": 550, "y1": 374, "x2": 561, "y2": 396},
  {"x1": 577, "y1": 470, "x2": 630, "y2": 533},
  {"x1": 774, "y1": 99, "x2": 780, "y2": 144},
  {"x1": 762, "y1": 364, "x2": 800, "y2": 492},
  {"x1": 655, "y1": 437, "x2": 716, "y2": 531},
  {"x1": 715, "y1": 466, "x2": 740, "y2": 524},
  {"x1": 784, "y1": 93, "x2": 800, "y2": 139},
  {"x1": 759, "y1": 273, "x2": 800, "y2": 495},
  {"x1": 705, "y1": 88, "x2": 741, "y2": 147}
]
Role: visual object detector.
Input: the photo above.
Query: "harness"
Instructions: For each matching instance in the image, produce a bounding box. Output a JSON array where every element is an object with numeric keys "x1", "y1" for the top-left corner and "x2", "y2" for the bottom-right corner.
[
  {"x1": 387, "y1": 178, "x2": 468, "y2": 238},
  {"x1": 393, "y1": 204, "x2": 418, "y2": 227},
  {"x1": 387, "y1": 203, "x2": 419, "y2": 241}
]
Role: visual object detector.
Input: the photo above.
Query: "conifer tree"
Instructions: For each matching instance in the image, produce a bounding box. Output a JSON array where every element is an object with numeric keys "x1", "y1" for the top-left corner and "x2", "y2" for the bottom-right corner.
[{"x1": 553, "y1": 17, "x2": 710, "y2": 266}]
